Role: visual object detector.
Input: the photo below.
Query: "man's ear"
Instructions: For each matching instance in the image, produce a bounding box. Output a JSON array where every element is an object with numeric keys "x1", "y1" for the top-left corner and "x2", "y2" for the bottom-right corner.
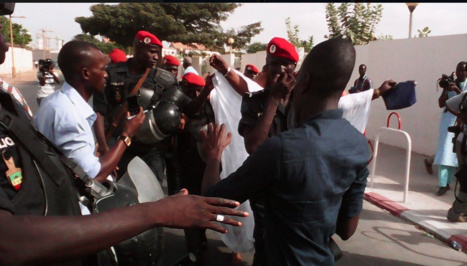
[
  {"x1": 296, "y1": 73, "x2": 311, "y2": 94},
  {"x1": 81, "y1": 67, "x2": 90, "y2": 81}
]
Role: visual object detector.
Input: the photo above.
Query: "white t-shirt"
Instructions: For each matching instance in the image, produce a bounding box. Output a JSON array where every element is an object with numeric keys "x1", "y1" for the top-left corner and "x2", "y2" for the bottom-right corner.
[{"x1": 37, "y1": 71, "x2": 58, "y2": 99}]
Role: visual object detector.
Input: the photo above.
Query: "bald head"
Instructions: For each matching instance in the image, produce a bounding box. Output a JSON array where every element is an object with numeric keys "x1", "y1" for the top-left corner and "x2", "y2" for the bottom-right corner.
[
  {"x1": 183, "y1": 57, "x2": 192, "y2": 69},
  {"x1": 297, "y1": 37, "x2": 355, "y2": 96},
  {"x1": 58, "y1": 40, "x2": 100, "y2": 83}
]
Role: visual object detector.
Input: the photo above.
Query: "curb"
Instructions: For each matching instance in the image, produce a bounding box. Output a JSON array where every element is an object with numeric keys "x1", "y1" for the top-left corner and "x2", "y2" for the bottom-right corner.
[{"x1": 364, "y1": 192, "x2": 467, "y2": 253}]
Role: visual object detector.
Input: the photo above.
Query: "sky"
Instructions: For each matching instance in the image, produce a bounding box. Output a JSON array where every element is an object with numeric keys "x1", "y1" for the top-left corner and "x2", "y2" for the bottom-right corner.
[{"x1": 12, "y1": 3, "x2": 467, "y2": 50}]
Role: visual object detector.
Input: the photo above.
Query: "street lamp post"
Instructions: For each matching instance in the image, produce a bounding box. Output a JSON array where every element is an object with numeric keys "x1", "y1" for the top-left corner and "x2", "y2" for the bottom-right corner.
[
  {"x1": 9, "y1": 15, "x2": 26, "y2": 78},
  {"x1": 406, "y1": 3, "x2": 419, "y2": 38},
  {"x1": 227, "y1": 37, "x2": 234, "y2": 55}
]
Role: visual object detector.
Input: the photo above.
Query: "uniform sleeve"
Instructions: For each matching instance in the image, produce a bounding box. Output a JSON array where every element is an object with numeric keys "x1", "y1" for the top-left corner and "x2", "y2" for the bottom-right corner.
[
  {"x1": 238, "y1": 94, "x2": 260, "y2": 136},
  {"x1": 338, "y1": 165, "x2": 369, "y2": 218},
  {"x1": 206, "y1": 136, "x2": 283, "y2": 203}
]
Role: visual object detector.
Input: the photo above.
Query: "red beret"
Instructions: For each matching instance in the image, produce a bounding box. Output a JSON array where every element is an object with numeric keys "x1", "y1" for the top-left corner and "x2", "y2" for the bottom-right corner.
[
  {"x1": 245, "y1": 64, "x2": 259, "y2": 74},
  {"x1": 267, "y1": 37, "x2": 299, "y2": 63},
  {"x1": 182, "y1": 72, "x2": 206, "y2": 87},
  {"x1": 108, "y1": 48, "x2": 127, "y2": 63},
  {"x1": 135, "y1": 30, "x2": 163, "y2": 48},
  {"x1": 163, "y1": 55, "x2": 180, "y2": 67}
]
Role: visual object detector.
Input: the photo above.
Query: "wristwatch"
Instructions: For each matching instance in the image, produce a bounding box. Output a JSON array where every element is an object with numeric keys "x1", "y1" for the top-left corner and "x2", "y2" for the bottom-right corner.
[{"x1": 118, "y1": 134, "x2": 132, "y2": 147}]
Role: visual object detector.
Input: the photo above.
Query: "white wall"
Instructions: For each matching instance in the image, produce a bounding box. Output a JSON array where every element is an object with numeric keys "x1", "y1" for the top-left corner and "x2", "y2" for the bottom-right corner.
[
  {"x1": 235, "y1": 34, "x2": 467, "y2": 156},
  {"x1": 356, "y1": 34, "x2": 467, "y2": 156},
  {"x1": 0, "y1": 47, "x2": 33, "y2": 74}
]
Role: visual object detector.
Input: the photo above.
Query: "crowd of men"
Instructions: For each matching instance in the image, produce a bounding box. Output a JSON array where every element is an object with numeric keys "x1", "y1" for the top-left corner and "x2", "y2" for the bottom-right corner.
[{"x1": 7, "y1": 3, "x2": 462, "y2": 266}]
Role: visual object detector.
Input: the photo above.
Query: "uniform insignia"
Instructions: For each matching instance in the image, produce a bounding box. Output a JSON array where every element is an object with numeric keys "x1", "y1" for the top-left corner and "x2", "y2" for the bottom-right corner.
[
  {"x1": 2, "y1": 150, "x2": 22, "y2": 190},
  {"x1": 144, "y1": 37, "x2": 151, "y2": 44},
  {"x1": 269, "y1": 44, "x2": 276, "y2": 54},
  {"x1": 247, "y1": 66, "x2": 251, "y2": 70}
]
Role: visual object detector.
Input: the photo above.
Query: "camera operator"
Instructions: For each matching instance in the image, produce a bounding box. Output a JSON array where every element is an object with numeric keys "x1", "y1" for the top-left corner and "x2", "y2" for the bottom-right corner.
[
  {"x1": 36, "y1": 59, "x2": 60, "y2": 106},
  {"x1": 433, "y1": 61, "x2": 467, "y2": 196},
  {"x1": 444, "y1": 90, "x2": 467, "y2": 222}
]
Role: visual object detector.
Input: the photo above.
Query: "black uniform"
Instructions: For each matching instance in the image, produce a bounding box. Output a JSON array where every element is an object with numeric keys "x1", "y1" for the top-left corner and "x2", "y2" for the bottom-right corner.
[
  {"x1": 93, "y1": 59, "x2": 187, "y2": 189},
  {"x1": 175, "y1": 101, "x2": 215, "y2": 260},
  {"x1": 0, "y1": 89, "x2": 87, "y2": 265},
  {"x1": 237, "y1": 88, "x2": 294, "y2": 266}
]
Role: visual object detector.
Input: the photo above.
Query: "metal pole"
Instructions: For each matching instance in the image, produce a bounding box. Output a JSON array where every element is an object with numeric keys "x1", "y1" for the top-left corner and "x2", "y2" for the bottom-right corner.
[
  {"x1": 9, "y1": 15, "x2": 15, "y2": 78},
  {"x1": 42, "y1": 30, "x2": 46, "y2": 59},
  {"x1": 409, "y1": 12, "x2": 413, "y2": 38}
]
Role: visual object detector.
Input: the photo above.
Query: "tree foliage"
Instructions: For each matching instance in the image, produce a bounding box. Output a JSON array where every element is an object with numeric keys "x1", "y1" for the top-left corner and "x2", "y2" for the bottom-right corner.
[
  {"x1": 222, "y1": 22, "x2": 263, "y2": 51},
  {"x1": 73, "y1": 34, "x2": 124, "y2": 54},
  {"x1": 416, "y1": 27, "x2": 431, "y2": 38},
  {"x1": 0, "y1": 16, "x2": 32, "y2": 47},
  {"x1": 247, "y1": 42, "x2": 267, "y2": 53},
  {"x1": 324, "y1": 3, "x2": 383, "y2": 45},
  {"x1": 75, "y1": 3, "x2": 262, "y2": 51},
  {"x1": 285, "y1": 17, "x2": 313, "y2": 52}
]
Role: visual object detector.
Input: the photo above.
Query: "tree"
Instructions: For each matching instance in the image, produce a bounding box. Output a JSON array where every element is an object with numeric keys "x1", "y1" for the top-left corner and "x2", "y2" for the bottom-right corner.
[
  {"x1": 285, "y1": 17, "x2": 313, "y2": 52},
  {"x1": 221, "y1": 22, "x2": 263, "y2": 51},
  {"x1": 324, "y1": 3, "x2": 383, "y2": 45},
  {"x1": 377, "y1": 34, "x2": 393, "y2": 40},
  {"x1": 75, "y1": 3, "x2": 262, "y2": 51},
  {"x1": 416, "y1": 27, "x2": 431, "y2": 38},
  {"x1": 247, "y1": 42, "x2": 267, "y2": 53},
  {"x1": 73, "y1": 34, "x2": 124, "y2": 54},
  {"x1": 0, "y1": 16, "x2": 32, "y2": 47}
]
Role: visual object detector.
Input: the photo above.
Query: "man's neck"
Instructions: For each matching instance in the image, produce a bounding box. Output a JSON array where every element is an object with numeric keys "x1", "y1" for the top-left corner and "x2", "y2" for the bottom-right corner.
[
  {"x1": 297, "y1": 96, "x2": 340, "y2": 124},
  {"x1": 68, "y1": 81, "x2": 92, "y2": 102}
]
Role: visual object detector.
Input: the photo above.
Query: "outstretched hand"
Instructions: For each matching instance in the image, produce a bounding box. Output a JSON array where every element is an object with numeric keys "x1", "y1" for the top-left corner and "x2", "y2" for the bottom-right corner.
[
  {"x1": 161, "y1": 188, "x2": 248, "y2": 233},
  {"x1": 209, "y1": 54, "x2": 229, "y2": 75},
  {"x1": 378, "y1": 79, "x2": 397, "y2": 95},
  {"x1": 201, "y1": 123, "x2": 232, "y2": 161}
]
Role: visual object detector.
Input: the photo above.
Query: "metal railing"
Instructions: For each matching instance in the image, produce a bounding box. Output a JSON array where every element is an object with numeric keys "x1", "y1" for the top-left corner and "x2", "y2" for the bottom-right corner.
[{"x1": 370, "y1": 112, "x2": 412, "y2": 203}]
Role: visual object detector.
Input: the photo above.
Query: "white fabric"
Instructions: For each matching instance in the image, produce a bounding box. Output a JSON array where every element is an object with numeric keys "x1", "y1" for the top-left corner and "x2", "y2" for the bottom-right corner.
[
  {"x1": 36, "y1": 71, "x2": 58, "y2": 98},
  {"x1": 209, "y1": 69, "x2": 262, "y2": 253},
  {"x1": 338, "y1": 89, "x2": 374, "y2": 133}
]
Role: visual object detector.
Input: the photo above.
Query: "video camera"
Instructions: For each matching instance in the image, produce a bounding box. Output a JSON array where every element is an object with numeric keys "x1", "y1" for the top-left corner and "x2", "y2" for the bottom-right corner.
[
  {"x1": 438, "y1": 73, "x2": 455, "y2": 89},
  {"x1": 38, "y1": 59, "x2": 53, "y2": 72}
]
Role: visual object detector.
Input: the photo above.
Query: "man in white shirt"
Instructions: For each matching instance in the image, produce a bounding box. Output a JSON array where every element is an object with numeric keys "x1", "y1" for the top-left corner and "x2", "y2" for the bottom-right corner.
[
  {"x1": 183, "y1": 57, "x2": 199, "y2": 75},
  {"x1": 34, "y1": 41, "x2": 145, "y2": 184}
]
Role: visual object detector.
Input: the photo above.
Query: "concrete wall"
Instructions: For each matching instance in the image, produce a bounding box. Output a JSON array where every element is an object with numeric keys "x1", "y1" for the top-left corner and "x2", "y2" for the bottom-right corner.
[
  {"x1": 358, "y1": 34, "x2": 467, "y2": 156},
  {"x1": 0, "y1": 47, "x2": 34, "y2": 75}
]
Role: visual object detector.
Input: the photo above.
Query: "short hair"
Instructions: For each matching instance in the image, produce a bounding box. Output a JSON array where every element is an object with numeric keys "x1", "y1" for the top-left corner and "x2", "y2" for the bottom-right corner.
[
  {"x1": 58, "y1": 40, "x2": 100, "y2": 82},
  {"x1": 299, "y1": 37, "x2": 355, "y2": 96}
]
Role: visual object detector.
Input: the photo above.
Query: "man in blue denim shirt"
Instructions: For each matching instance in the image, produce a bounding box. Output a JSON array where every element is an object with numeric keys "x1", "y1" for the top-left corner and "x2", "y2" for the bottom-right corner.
[{"x1": 202, "y1": 37, "x2": 370, "y2": 265}]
